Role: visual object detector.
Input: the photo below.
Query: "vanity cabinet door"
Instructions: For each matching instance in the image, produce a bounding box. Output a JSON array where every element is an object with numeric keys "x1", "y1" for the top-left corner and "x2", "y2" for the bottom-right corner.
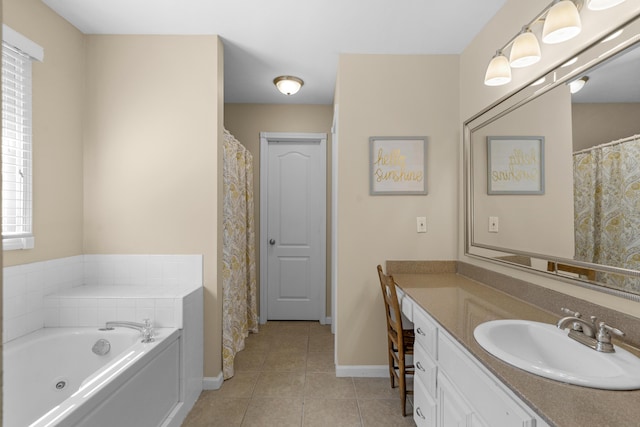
[
  {"x1": 438, "y1": 332, "x2": 537, "y2": 427},
  {"x1": 437, "y1": 372, "x2": 486, "y2": 427},
  {"x1": 414, "y1": 375, "x2": 437, "y2": 427}
]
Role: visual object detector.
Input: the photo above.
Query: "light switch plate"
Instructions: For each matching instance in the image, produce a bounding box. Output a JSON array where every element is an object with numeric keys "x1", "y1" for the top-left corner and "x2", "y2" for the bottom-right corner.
[
  {"x1": 417, "y1": 216, "x2": 427, "y2": 233},
  {"x1": 489, "y1": 216, "x2": 499, "y2": 233}
]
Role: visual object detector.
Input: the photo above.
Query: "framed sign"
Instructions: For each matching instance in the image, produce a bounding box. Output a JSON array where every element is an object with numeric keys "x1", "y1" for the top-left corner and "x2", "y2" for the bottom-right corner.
[
  {"x1": 370, "y1": 136, "x2": 428, "y2": 195},
  {"x1": 487, "y1": 136, "x2": 545, "y2": 195}
]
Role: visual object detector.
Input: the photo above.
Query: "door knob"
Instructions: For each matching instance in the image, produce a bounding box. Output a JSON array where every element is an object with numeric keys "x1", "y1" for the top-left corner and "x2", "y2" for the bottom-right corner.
[{"x1": 269, "y1": 239, "x2": 276, "y2": 245}]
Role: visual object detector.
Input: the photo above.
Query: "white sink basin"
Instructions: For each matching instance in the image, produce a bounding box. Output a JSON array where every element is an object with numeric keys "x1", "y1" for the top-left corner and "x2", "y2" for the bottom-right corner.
[{"x1": 474, "y1": 319, "x2": 640, "y2": 390}]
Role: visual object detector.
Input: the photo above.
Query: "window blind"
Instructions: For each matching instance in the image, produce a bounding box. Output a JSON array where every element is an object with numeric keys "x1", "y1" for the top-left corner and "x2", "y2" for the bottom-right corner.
[{"x1": 2, "y1": 43, "x2": 33, "y2": 245}]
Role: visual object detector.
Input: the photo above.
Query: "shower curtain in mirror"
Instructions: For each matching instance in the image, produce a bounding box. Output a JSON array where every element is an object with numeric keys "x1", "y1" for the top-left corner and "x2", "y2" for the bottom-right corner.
[
  {"x1": 573, "y1": 135, "x2": 640, "y2": 292},
  {"x1": 222, "y1": 129, "x2": 258, "y2": 379}
]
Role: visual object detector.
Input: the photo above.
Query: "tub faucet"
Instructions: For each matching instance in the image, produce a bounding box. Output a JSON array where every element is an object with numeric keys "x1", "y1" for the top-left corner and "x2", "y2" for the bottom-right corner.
[{"x1": 105, "y1": 319, "x2": 155, "y2": 343}]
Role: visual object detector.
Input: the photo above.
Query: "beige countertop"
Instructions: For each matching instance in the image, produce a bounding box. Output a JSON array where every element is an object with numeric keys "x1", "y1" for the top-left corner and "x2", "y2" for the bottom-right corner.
[{"x1": 394, "y1": 272, "x2": 640, "y2": 427}]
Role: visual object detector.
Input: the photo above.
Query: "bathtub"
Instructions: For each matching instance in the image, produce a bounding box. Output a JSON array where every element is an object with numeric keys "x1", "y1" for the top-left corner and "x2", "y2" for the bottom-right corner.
[{"x1": 4, "y1": 326, "x2": 181, "y2": 427}]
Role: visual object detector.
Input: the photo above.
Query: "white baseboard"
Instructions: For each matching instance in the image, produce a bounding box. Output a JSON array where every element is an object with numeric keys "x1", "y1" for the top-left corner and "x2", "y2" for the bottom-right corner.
[
  {"x1": 203, "y1": 373, "x2": 224, "y2": 390},
  {"x1": 335, "y1": 365, "x2": 389, "y2": 377},
  {"x1": 322, "y1": 317, "x2": 332, "y2": 325}
]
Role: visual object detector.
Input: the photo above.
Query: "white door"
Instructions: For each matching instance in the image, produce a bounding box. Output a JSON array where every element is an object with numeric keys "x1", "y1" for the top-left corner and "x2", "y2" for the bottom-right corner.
[{"x1": 260, "y1": 132, "x2": 327, "y2": 322}]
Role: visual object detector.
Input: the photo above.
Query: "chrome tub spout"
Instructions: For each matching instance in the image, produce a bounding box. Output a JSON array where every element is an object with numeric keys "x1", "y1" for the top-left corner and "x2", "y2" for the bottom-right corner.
[{"x1": 104, "y1": 319, "x2": 155, "y2": 343}]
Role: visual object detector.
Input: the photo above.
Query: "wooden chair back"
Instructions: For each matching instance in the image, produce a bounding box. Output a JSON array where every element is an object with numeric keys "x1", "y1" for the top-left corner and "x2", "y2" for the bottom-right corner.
[
  {"x1": 377, "y1": 265, "x2": 403, "y2": 343},
  {"x1": 376, "y1": 264, "x2": 414, "y2": 416},
  {"x1": 547, "y1": 261, "x2": 596, "y2": 281}
]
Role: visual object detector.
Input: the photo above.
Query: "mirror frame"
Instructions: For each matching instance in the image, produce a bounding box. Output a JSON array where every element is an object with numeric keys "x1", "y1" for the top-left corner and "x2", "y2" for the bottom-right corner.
[{"x1": 464, "y1": 13, "x2": 640, "y2": 301}]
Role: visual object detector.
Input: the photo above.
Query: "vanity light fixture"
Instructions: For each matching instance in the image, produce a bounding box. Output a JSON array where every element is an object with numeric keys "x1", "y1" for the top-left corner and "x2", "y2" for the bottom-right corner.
[
  {"x1": 273, "y1": 75, "x2": 304, "y2": 95},
  {"x1": 484, "y1": 52, "x2": 512, "y2": 86},
  {"x1": 510, "y1": 28, "x2": 542, "y2": 68},
  {"x1": 542, "y1": 0, "x2": 582, "y2": 44},
  {"x1": 569, "y1": 76, "x2": 589, "y2": 93},
  {"x1": 587, "y1": 0, "x2": 626, "y2": 10},
  {"x1": 484, "y1": 0, "x2": 618, "y2": 87}
]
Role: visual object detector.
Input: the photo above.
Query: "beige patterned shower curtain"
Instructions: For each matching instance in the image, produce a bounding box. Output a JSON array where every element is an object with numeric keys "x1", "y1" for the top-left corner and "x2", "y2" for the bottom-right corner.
[
  {"x1": 573, "y1": 135, "x2": 640, "y2": 292},
  {"x1": 222, "y1": 129, "x2": 258, "y2": 379}
]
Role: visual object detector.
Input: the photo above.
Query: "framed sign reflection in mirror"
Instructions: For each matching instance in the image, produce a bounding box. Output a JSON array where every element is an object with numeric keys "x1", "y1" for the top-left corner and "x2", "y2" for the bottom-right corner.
[{"x1": 487, "y1": 136, "x2": 545, "y2": 195}]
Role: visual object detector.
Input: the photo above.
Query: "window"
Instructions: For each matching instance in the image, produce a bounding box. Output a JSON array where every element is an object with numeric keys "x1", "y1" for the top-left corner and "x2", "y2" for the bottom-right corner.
[{"x1": 1, "y1": 26, "x2": 42, "y2": 250}]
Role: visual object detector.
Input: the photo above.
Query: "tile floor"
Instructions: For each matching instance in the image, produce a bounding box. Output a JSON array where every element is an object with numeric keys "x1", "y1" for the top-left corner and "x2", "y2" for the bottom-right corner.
[{"x1": 182, "y1": 321, "x2": 416, "y2": 426}]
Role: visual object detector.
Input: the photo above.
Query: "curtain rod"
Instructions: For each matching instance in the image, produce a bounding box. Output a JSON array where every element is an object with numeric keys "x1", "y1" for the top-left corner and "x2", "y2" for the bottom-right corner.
[{"x1": 573, "y1": 133, "x2": 640, "y2": 155}]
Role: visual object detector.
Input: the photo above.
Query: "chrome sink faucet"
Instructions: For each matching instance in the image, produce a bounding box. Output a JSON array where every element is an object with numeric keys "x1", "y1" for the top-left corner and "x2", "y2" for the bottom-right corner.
[
  {"x1": 556, "y1": 308, "x2": 624, "y2": 353},
  {"x1": 556, "y1": 308, "x2": 596, "y2": 338},
  {"x1": 104, "y1": 319, "x2": 155, "y2": 343}
]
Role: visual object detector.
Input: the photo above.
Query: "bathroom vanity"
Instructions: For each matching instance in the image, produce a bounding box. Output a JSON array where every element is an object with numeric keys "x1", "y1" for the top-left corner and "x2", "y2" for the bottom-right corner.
[{"x1": 393, "y1": 270, "x2": 640, "y2": 427}]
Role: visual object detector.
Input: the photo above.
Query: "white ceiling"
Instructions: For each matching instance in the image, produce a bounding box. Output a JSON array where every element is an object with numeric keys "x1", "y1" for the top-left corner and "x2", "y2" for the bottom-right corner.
[
  {"x1": 572, "y1": 42, "x2": 640, "y2": 103},
  {"x1": 42, "y1": 0, "x2": 506, "y2": 105}
]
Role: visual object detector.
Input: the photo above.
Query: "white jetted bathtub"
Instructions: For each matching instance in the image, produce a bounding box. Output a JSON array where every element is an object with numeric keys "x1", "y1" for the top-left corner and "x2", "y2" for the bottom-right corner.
[{"x1": 4, "y1": 326, "x2": 181, "y2": 427}]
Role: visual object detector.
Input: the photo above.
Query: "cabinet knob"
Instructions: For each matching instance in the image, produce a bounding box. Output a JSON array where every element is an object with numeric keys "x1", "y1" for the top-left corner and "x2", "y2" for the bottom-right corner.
[
  {"x1": 416, "y1": 327, "x2": 426, "y2": 336},
  {"x1": 416, "y1": 407, "x2": 426, "y2": 420},
  {"x1": 416, "y1": 361, "x2": 426, "y2": 372},
  {"x1": 269, "y1": 239, "x2": 276, "y2": 245}
]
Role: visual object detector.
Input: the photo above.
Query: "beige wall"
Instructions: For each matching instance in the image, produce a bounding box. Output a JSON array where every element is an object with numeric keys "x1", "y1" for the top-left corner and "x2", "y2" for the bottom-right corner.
[
  {"x1": 3, "y1": 0, "x2": 85, "y2": 267},
  {"x1": 224, "y1": 104, "x2": 334, "y2": 317},
  {"x1": 335, "y1": 54, "x2": 459, "y2": 365},
  {"x1": 82, "y1": 35, "x2": 223, "y2": 377},
  {"x1": 572, "y1": 103, "x2": 640, "y2": 151},
  {"x1": 460, "y1": 0, "x2": 640, "y2": 318}
]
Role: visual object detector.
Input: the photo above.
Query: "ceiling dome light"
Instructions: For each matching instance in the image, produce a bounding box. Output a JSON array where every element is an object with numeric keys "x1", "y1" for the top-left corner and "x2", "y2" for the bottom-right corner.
[
  {"x1": 273, "y1": 76, "x2": 304, "y2": 95},
  {"x1": 569, "y1": 76, "x2": 589, "y2": 93},
  {"x1": 509, "y1": 29, "x2": 541, "y2": 68},
  {"x1": 542, "y1": 0, "x2": 582, "y2": 44},
  {"x1": 484, "y1": 52, "x2": 511, "y2": 86},
  {"x1": 587, "y1": 0, "x2": 626, "y2": 10}
]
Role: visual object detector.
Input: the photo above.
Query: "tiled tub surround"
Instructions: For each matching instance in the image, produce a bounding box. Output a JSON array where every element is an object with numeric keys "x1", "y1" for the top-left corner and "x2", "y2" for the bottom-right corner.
[
  {"x1": 389, "y1": 261, "x2": 640, "y2": 427},
  {"x1": 3, "y1": 256, "x2": 83, "y2": 343},
  {"x1": 43, "y1": 285, "x2": 191, "y2": 329},
  {"x1": 3, "y1": 254, "x2": 202, "y2": 342},
  {"x1": 2, "y1": 254, "x2": 204, "y2": 427}
]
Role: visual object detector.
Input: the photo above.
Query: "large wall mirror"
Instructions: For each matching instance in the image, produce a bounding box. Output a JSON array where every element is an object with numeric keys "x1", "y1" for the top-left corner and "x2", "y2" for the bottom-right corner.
[{"x1": 465, "y1": 13, "x2": 640, "y2": 300}]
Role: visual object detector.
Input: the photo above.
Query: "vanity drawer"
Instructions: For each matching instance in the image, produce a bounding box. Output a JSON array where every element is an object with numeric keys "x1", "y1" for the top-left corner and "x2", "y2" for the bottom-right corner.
[
  {"x1": 413, "y1": 307, "x2": 438, "y2": 360},
  {"x1": 401, "y1": 294, "x2": 413, "y2": 322},
  {"x1": 414, "y1": 340, "x2": 437, "y2": 399},
  {"x1": 413, "y1": 375, "x2": 437, "y2": 427},
  {"x1": 438, "y1": 333, "x2": 536, "y2": 427},
  {"x1": 395, "y1": 286, "x2": 413, "y2": 322}
]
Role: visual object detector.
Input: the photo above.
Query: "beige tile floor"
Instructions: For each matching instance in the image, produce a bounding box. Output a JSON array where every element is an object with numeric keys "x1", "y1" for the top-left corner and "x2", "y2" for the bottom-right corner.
[{"x1": 182, "y1": 321, "x2": 416, "y2": 427}]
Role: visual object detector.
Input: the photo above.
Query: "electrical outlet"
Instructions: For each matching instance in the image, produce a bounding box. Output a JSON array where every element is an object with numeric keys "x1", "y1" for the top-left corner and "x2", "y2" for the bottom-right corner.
[
  {"x1": 489, "y1": 216, "x2": 499, "y2": 233},
  {"x1": 417, "y1": 216, "x2": 427, "y2": 233}
]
